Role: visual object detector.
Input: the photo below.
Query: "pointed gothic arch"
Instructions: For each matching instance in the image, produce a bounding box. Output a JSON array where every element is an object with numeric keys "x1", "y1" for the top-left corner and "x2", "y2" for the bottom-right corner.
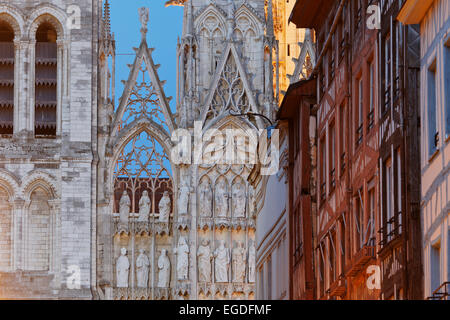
[
  {"x1": 200, "y1": 43, "x2": 263, "y2": 131},
  {"x1": 111, "y1": 42, "x2": 175, "y2": 137},
  {"x1": 194, "y1": 4, "x2": 227, "y2": 34},
  {"x1": 0, "y1": 169, "x2": 20, "y2": 198},
  {"x1": 111, "y1": 128, "x2": 175, "y2": 216},
  {"x1": 22, "y1": 180, "x2": 58, "y2": 272},
  {"x1": 234, "y1": 4, "x2": 263, "y2": 37},
  {"x1": 22, "y1": 170, "x2": 59, "y2": 200}
]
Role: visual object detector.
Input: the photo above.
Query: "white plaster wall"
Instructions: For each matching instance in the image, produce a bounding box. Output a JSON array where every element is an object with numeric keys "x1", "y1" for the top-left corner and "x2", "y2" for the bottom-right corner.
[{"x1": 419, "y1": 0, "x2": 450, "y2": 298}]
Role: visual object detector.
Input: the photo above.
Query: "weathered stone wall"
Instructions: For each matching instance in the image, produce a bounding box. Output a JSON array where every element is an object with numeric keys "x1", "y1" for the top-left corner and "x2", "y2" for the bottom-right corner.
[{"x1": 0, "y1": 0, "x2": 98, "y2": 299}]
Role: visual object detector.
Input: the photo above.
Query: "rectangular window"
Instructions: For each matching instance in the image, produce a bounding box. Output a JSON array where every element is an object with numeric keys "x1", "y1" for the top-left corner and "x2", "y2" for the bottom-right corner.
[
  {"x1": 368, "y1": 187, "x2": 375, "y2": 245},
  {"x1": 339, "y1": 20, "x2": 345, "y2": 62},
  {"x1": 444, "y1": 41, "x2": 450, "y2": 137},
  {"x1": 340, "y1": 217, "x2": 346, "y2": 273},
  {"x1": 320, "y1": 63, "x2": 326, "y2": 98},
  {"x1": 368, "y1": 61, "x2": 375, "y2": 130},
  {"x1": 394, "y1": 23, "x2": 402, "y2": 99},
  {"x1": 320, "y1": 137, "x2": 326, "y2": 201},
  {"x1": 329, "y1": 122, "x2": 336, "y2": 191},
  {"x1": 330, "y1": 230, "x2": 337, "y2": 283},
  {"x1": 329, "y1": 34, "x2": 335, "y2": 80},
  {"x1": 319, "y1": 246, "x2": 325, "y2": 297},
  {"x1": 428, "y1": 60, "x2": 438, "y2": 156},
  {"x1": 396, "y1": 149, "x2": 402, "y2": 235},
  {"x1": 430, "y1": 242, "x2": 441, "y2": 294},
  {"x1": 384, "y1": 34, "x2": 391, "y2": 112},
  {"x1": 355, "y1": 192, "x2": 363, "y2": 250},
  {"x1": 357, "y1": 77, "x2": 364, "y2": 146},
  {"x1": 294, "y1": 208, "x2": 303, "y2": 264},
  {"x1": 339, "y1": 104, "x2": 346, "y2": 174},
  {"x1": 385, "y1": 158, "x2": 394, "y2": 242}
]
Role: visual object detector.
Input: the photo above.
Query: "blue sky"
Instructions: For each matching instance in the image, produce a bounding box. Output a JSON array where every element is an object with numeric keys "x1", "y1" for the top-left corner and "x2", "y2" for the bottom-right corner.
[{"x1": 110, "y1": 0, "x2": 183, "y2": 112}]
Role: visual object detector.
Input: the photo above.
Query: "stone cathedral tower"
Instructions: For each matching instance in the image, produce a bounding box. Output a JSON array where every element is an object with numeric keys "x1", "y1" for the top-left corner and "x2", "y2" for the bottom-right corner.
[
  {"x1": 0, "y1": 1, "x2": 100, "y2": 299},
  {"x1": 172, "y1": 0, "x2": 277, "y2": 300},
  {"x1": 0, "y1": 0, "x2": 277, "y2": 300}
]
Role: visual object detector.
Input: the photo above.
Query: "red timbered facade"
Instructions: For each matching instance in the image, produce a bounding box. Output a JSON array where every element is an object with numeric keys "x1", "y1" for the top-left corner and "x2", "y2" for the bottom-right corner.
[
  {"x1": 279, "y1": 79, "x2": 317, "y2": 300},
  {"x1": 288, "y1": 0, "x2": 423, "y2": 300},
  {"x1": 377, "y1": 0, "x2": 422, "y2": 300}
]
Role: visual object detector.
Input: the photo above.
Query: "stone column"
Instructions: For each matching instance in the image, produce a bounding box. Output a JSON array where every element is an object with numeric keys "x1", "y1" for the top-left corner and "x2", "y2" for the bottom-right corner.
[
  {"x1": 13, "y1": 39, "x2": 20, "y2": 135},
  {"x1": 28, "y1": 40, "x2": 36, "y2": 133},
  {"x1": 56, "y1": 39, "x2": 65, "y2": 137}
]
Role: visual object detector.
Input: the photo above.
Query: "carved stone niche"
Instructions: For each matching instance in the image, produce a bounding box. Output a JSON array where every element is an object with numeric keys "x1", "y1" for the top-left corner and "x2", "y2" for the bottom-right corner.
[
  {"x1": 214, "y1": 283, "x2": 231, "y2": 299},
  {"x1": 154, "y1": 221, "x2": 171, "y2": 236},
  {"x1": 247, "y1": 218, "x2": 256, "y2": 230},
  {"x1": 176, "y1": 216, "x2": 191, "y2": 230},
  {"x1": 244, "y1": 284, "x2": 256, "y2": 299},
  {"x1": 134, "y1": 288, "x2": 151, "y2": 300},
  {"x1": 231, "y1": 218, "x2": 247, "y2": 230},
  {"x1": 197, "y1": 217, "x2": 213, "y2": 230},
  {"x1": 214, "y1": 217, "x2": 231, "y2": 230},
  {"x1": 174, "y1": 283, "x2": 190, "y2": 298},
  {"x1": 113, "y1": 214, "x2": 129, "y2": 234},
  {"x1": 114, "y1": 287, "x2": 131, "y2": 300},
  {"x1": 198, "y1": 283, "x2": 212, "y2": 297},
  {"x1": 135, "y1": 221, "x2": 151, "y2": 235},
  {"x1": 154, "y1": 287, "x2": 171, "y2": 300}
]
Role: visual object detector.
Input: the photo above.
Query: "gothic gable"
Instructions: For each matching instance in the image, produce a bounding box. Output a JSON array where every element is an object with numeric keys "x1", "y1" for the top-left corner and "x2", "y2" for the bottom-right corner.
[
  {"x1": 112, "y1": 40, "x2": 175, "y2": 137},
  {"x1": 200, "y1": 43, "x2": 261, "y2": 130},
  {"x1": 288, "y1": 29, "x2": 316, "y2": 84}
]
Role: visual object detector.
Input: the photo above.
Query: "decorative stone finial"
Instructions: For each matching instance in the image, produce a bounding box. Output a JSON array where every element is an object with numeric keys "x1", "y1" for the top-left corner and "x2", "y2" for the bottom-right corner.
[{"x1": 138, "y1": 7, "x2": 149, "y2": 39}]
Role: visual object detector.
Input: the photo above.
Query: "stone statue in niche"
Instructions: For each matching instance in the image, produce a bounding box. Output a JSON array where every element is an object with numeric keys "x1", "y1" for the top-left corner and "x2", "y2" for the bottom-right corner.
[
  {"x1": 138, "y1": 191, "x2": 151, "y2": 221},
  {"x1": 178, "y1": 181, "x2": 190, "y2": 216},
  {"x1": 197, "y1": 240, "x2": 212, "y2": 282},
  {"x1": 157, "y1": 249, "x2": 171, "y2": 288},
  {"x1": 232, "y1": 241, "x2": 247, "y2": 283},
  {"x1": 116, "y1": 248, "x2": 130, "y2": 288},
  {"x1": 158, "y1": 191, "x2": 171, "y2": 222},
  {"x1": 215, "y1": 180, "x2": 229, "y2": 218},
  {"x1": 232, "y1": 181, "x2": 246, "y2": 218},
  {"x1": 198, "y1": 180, "x2": 212, "y2": 218},
  {"x1": 214, "y1": 240, "x2": 230, "y2": 283},
  {"x1": 119, "y1": 190, "x2": 131, "y2": 224},
  {"x1": 174, "y1": 236, "x2": 190, "y2": 280},
  {"x1": 136, "y1": 249, "x2": 150, "y2": 288},
  {"x1": 248, "y1": 241, "x2": 256, "y2": 283}
]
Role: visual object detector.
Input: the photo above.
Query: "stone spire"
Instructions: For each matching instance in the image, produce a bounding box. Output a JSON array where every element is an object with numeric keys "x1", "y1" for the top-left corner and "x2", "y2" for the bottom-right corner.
[
  {"x1": 103, "y1": 0, "x2": 111, "y2": 39},
  {"x1": 266, "y1": 0, "x2": 275, "y2": 40},
  {"x1": 185, "y1": 0, "x2": 194, "y2": 38}
]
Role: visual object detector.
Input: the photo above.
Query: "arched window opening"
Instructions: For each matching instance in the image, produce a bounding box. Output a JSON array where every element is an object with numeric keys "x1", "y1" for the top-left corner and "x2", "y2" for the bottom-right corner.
[
  {"x1": 113, "y1": 131, "x2": 173, "y2": 217},
  {"x1": 0, "y1": 186, "x2": 12, "y2": 270},
  {"x1": 35, "y1": 23, "x2": 57, "y2": 138},
  {"x1": 26, "y1": 187, "x2": 51, "y2": 271},
  {"x1": 0, "y1": 21, "x2": 14, "y2": 136}
]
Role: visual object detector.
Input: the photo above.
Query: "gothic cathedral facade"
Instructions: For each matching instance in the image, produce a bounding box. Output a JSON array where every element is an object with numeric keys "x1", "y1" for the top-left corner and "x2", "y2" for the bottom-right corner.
[{"x1": 0, "y1": 0, "x2": 277, "y2": 300}]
